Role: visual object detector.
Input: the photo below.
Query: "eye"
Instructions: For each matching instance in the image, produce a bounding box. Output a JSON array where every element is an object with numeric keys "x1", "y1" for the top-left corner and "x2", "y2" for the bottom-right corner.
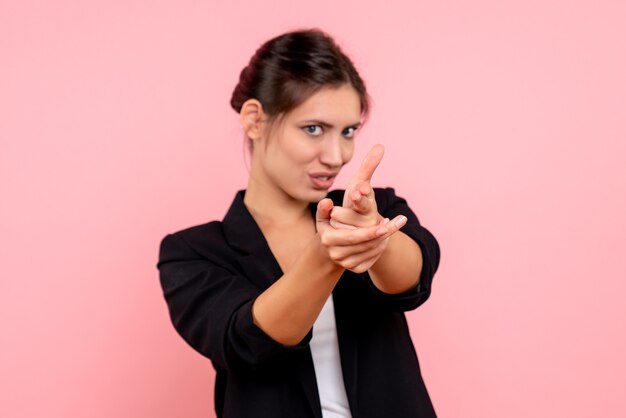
[
  {"x1": 303, "y1": 125, "x2": 323, "y2": 136},
  {"x1": 342, "y1": 126, "x2": 358, "y2": 139}
]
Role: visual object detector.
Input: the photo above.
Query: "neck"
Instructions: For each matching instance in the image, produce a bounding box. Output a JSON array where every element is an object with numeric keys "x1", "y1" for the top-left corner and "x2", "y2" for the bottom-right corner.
[{"x1": 244, "y1": 177, "x2": 312, "y2": 229}]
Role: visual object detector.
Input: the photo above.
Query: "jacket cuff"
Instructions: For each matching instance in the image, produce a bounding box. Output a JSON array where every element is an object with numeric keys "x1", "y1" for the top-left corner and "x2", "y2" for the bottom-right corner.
[
  {"x1": 227, "y1": 297, "x2": 313, "y2": 368},
  {"x1": 362, "y1": 226, "x2": 436, "y2": 311}
]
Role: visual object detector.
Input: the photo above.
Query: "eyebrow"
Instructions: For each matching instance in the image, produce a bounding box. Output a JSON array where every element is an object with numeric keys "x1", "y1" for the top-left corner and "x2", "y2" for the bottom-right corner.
[{"x1": 300, "y1": 119, "x2": 362, "y2": 129}]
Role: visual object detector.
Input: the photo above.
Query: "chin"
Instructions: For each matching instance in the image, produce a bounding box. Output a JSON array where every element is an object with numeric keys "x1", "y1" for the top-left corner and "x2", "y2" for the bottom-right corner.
[
  {"x1": 290, "y1": 187, "x2": 328, "y2": 203},
  {"x1": 306, "y1": 188, "x2": 331, "y2": 202}
]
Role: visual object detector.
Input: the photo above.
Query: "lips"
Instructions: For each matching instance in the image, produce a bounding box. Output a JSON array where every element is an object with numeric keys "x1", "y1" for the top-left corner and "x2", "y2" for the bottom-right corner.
[{"x1": 309, "y1": 172, "x2": 337, "y2": 190}]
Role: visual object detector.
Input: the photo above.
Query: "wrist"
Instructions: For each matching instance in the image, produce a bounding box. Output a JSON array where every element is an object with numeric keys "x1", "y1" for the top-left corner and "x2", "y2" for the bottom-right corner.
[{"x1": 311, "y1": 232, "x2": 345, "y2": 274}]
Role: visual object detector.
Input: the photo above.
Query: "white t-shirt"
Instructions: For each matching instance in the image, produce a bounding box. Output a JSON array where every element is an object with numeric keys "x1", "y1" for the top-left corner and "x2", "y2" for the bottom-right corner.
[{"x1": 309, "y1": 295, "x2": 352, "y2": 418}]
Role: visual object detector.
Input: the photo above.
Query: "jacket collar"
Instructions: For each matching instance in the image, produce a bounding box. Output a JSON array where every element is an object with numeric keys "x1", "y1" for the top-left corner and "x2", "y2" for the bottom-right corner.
[{"x1": 221, "y1": 190, "x2": 267, "y2": 255}]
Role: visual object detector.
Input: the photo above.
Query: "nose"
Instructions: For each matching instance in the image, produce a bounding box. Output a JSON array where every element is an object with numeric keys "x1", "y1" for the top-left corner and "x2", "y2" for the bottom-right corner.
[{"x1": 319, "y1": 136, "x2": 344, "y2": 169}]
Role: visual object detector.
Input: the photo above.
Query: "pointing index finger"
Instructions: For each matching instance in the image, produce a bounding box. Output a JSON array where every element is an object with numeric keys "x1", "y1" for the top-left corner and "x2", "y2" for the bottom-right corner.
[{"x1": 355, "y1": 144, "x2": 385, "y2": 181}]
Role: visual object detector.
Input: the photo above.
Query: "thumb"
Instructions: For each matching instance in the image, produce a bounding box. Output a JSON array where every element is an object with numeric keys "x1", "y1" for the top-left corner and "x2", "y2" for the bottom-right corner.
[{"x1": 316, "y1": 198, "x2": 333, "y2": 223}]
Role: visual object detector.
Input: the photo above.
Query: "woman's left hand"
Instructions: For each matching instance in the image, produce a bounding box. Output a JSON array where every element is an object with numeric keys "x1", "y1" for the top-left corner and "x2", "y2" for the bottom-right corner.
[{"x1": 316, "y1": 198, "x2": 406, "y2": 273}]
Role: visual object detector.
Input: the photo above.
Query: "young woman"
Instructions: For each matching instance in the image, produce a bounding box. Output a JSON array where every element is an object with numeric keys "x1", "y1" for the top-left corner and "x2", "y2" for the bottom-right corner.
[{"x1": 157, "y1": 28, "x2": 440, "y2": 418}]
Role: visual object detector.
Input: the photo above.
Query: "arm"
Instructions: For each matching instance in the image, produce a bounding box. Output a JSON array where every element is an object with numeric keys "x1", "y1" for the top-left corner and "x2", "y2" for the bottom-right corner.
[
  {"x1": 370, "y1": 187, "x2": 440, "y2": 298},
  {"x1": 364, "y1": 187, "x2": 440, "y2": 311},
  {"x1": 157, "y1": 230, "x2": 290, "y2": 371},
  {"x1": 368, "y1": 229, "x2": 423, "y2": 294},
  {"x1": 251, "y1": 198, "x2": 407, "y2": 346},
  {"x1": 251, "y1": 230, "x2": 344, "y2": 346}
]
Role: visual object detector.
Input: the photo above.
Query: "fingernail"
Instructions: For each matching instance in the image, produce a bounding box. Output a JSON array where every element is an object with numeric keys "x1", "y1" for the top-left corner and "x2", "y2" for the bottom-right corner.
[
  {"x1": 383, "y1": 218, "x2": 390, "y2": 224},
  {"x1": 395, "y1": 216, "x2": 407, "y2": 228}
]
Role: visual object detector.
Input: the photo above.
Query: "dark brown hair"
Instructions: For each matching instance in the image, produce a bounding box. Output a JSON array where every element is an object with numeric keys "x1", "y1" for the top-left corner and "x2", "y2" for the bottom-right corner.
[{"x1": 231, "y1": 28, "x2": 371, "y2": 133}]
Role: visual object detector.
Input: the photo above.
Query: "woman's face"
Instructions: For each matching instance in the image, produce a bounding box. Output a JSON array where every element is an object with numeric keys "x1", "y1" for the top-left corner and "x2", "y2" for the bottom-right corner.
[{"x1": 253, "y1": 84, "x2": 363, "y2": 203}]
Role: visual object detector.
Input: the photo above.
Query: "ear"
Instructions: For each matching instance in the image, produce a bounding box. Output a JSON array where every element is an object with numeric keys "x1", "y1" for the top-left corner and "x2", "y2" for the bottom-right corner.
[{"x1": 240, "y1": 99, "x2": 267, "y2": 141}]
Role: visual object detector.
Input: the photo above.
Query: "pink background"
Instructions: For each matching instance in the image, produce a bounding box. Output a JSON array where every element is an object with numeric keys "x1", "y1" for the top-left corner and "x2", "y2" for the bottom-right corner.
[{"x1": 2, "y1": 1, "x2": 625, "y2": 417}]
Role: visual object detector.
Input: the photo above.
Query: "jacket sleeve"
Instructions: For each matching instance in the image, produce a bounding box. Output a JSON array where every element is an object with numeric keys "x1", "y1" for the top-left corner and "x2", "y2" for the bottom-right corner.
[
  {"x1": 359, "y1": 187, "x2": 441, "y2": 312},
  {"x1": 156, "y1": 231, "x2": 312, "y2": 372}
]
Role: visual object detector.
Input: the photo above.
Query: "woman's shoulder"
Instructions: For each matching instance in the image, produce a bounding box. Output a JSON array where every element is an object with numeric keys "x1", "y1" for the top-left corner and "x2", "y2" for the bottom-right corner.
[
  {"x1": 157, "y1": 189, "x2": 247, "y2": 257},
  {"x1": 174, "y1": 220, "x2": 224, "y2": 241},
  {"x1": 157, "y1": 220, "x2": 229, "y2": 263}
]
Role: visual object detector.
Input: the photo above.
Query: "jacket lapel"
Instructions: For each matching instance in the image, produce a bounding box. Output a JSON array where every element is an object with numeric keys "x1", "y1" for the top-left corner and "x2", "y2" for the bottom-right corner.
[
  {"x1": 221, "y1": 190, "x2": 283, "y2": 290},
  {"x1": 333, "y1": 287, "x2": 359, "y2": 415},
  {"x1": 221, "y1": 190, "x2": 323, "y2": 418}
]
